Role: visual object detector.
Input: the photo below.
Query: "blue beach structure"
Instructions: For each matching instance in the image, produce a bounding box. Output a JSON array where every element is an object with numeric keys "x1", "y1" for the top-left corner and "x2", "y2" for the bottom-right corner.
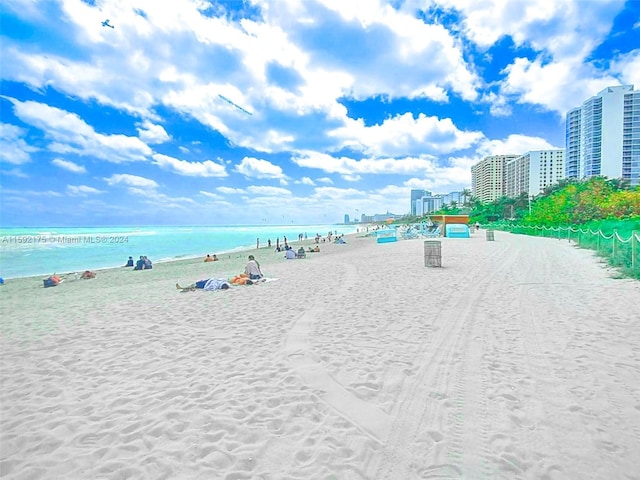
[
  {"x1": 376, "y1": 229, "x2": 397, "y2": 243},
  {"x1": 445, "y1": 224, "x2": 470, "y2": 238}
]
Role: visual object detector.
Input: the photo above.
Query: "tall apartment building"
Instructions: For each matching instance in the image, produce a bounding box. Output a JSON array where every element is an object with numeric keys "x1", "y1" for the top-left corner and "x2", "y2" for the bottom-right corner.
[
  {"x1": 471, "y1": 155, "x2": 518, "y2": 203},
  {"x1": 410, "y1": 189, "x2": 431, "y2": 215},
  {"x1": 415, "y1": 194, "x2": 443, "y2": 215},
  {"x1": 505, "y1": 150, "x2": 565, "y2": 198},
  {"x1": 565, "y1": 85, "x2": 640, "y2": 186},
  {"x1": 441, "y1": 191, "x2": 462, "y2": 206}
]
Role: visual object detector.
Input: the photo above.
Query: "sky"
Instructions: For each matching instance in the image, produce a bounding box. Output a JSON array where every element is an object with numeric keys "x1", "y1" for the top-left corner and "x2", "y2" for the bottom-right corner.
[{"x1": 1, "y1": 0, "x2": 639, "y2": 226}]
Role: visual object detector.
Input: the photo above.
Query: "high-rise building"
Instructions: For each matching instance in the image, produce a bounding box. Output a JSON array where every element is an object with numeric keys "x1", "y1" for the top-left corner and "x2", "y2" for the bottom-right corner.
[
  {"x1": 565, "y1": 108, "x2": 581, "y2": 179},
  {"x1": 410, "y1": 189, "x2": 430, "y2": 215},
  {"x1": 505, "y1": 150, "x2": 565, "y2": 198},
  {"x1": 471, "y1": 155, "x2": 518, "y2": 203},
  {"x1": 565, "y1": 85, "x2": 640, "y2": 186}
]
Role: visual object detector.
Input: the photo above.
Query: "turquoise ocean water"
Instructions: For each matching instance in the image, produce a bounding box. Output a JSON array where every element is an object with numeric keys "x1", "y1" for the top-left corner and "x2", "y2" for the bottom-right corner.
[{"x1": 0, "y1": 224, "x2": 358, "y2": 279}]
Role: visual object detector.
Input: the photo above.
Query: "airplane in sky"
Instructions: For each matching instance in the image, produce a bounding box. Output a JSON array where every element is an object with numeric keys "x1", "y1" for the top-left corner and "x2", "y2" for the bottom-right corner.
[{"x1": 101, "y1": 19, "x2": 114, "y2": 29}]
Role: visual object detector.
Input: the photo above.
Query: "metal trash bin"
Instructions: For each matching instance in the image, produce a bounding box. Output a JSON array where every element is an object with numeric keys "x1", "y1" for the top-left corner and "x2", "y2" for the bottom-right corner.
[
  {"x1": 486, "y1": 230, "x2": 495, "y2": 241},
  {"x1": 424, "y1": 240, "x2": 442, "y2": 267}
]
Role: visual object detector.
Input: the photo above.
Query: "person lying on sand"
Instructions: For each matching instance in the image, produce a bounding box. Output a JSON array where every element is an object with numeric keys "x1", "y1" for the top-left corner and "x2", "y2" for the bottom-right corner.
[
  {"x1": 176, "y1": 278, "x2": 231, "y2": 292},
  {"x1": 230, "y1": 273, "x2": 253, "y2": 285}
]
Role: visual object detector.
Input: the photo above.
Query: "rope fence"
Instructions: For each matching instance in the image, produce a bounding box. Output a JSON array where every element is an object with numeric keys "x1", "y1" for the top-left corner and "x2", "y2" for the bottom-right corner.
[{"x1": 499, "y1": 224, "x2": 640, "y2": 278}]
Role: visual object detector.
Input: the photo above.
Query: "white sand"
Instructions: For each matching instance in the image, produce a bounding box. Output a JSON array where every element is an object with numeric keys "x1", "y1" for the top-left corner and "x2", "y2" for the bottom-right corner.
[{"x1": 1, "y1": 231, "x2": 639, "y2": 479}]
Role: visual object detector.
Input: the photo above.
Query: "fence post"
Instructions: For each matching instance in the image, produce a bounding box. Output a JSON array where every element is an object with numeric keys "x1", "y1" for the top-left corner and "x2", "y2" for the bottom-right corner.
[
  {"x1": 633, "y1": 230, "x2": 638, "y2": 270},
  {"x1": 612, "y1": 229, "x2": 617, "y2": 262}
]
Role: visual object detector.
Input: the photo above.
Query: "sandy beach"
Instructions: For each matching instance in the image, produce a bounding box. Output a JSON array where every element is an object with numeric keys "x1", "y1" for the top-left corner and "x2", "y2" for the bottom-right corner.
[{"x1": 1, "y1": 231, "x2": 639, "y2": 479}]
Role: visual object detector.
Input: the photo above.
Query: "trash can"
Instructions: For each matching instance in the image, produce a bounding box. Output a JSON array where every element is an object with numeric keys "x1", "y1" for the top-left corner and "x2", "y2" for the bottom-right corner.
[
  {"x1": 486, "y1": 230, "x2": 495, "y2": 241},
  {"x1": 424, "y1": 240, "x2": 442, "y2": 267}
]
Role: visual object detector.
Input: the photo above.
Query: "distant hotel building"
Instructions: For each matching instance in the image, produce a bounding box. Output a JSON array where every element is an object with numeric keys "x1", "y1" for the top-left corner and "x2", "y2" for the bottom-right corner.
[
  {"x1": 471, "y1": 155, "x2": 518, "y2": 203},
  {"x1": 565, "y1": 85, "x2": 640, "y2": 186},
  {"x1": 410, "y1": 189, "x2": 431, "y2": 215},
  {"x1": 411, "y1": 191, "x2": 464, "y2": 215},
  {"x1": 505, "y1": 150, "x2": 565, "y2": 198}
]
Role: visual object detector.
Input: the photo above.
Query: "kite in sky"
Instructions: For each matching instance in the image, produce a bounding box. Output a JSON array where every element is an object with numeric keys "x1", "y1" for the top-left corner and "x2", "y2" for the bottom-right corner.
[
  {"x1": 101, "y1": 19, "x2": 114, "y2": 28},
  {"x1": 217, "y1": 94, "x2": 252, "y2": 116}
]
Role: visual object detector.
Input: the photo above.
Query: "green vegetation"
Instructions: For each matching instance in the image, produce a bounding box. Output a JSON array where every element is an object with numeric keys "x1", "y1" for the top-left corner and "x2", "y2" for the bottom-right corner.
[
  {"x1": 400, "y1": 177, "x2": 640, "y2": 279},
  {"x1": 471, "y1": 177, "x2": 640, "y2": 279},
  {"x1": 462, "y1": 177, "x2": 639, "y2": 226}
]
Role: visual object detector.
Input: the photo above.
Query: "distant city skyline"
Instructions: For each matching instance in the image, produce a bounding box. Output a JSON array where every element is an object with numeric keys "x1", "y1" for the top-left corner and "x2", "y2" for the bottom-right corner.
[{"x1": 2, "y1": 1, "x2": 638, "y2": 226}]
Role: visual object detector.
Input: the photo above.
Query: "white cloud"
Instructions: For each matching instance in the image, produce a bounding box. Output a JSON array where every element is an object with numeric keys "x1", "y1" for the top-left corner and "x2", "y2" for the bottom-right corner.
[
  {"x1": 1, "y1": 168, "x2": 29, "y2": 178},
  {"x1": 217, "y1": 186, "x2": 246, "y2": 194},
  {"x1": 293, "y1": 151, "x2": 440, "y2": 176},
  {"x1": 439, "y1": 0, "x2": 623, "y2": 58},
  {"x1": 235, "y1": 156, "x2": 286, "y2": 179},
  {"x1": 52, "y1": 158, "x2": 87, "y2": 173},
  {"x1": 299, "y1": 176, "x2": 315, "y2": 185},
  {"x1": 477, "y1": 133, "x2": 560, "y2": 157},
  {"x1": 499, "y1": 57, "x2": 620, "y2": 114},
  {"x1": 262, "y1": 0, "x2": 481, "y2": 101},
  {"x1": 610, "y1": 49, "x2": 640, "y2": 87},
  {"x1": 152, "y1": 153, "x2": 228, "y2": 177},
  {"x1": 329, "y1": 113, "x2": 483, "y2": 157},
  {"x1": 247, "y1": 185, "x2": 292, "y2": 196},
  {"x1": 0, "y1": 123, "x2": 38, "y2": 165},
  {"x1": 342, "y1": 174, "x2": 362, "y2": 182},
  {"x1": 442, "y1": 0, "x2": 630, "y2": 115},
  {"x1": 104, "y1": 173, "x2": 159, "y2": 189},
  {"x1": 6, "y1": 98, "x2": 152, "y2": 163},
  {"x1": 137, "y1": 121, "x2": 170, "y2": 144},
  {"x1": 199, "y1": 190, "x2": 223, "y2": 200},
  {"x1": 0, "y1": 0, "x2": 482, "y2": 156},
  {"x1": 66, "y1": 184, "x2": 103, "y2": 196}
]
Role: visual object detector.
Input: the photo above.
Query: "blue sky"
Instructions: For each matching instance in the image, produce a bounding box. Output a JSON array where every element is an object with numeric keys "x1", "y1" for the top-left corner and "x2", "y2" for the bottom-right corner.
[{"x1": 1, "y1": 0, "x2": 639, "y2": 226}]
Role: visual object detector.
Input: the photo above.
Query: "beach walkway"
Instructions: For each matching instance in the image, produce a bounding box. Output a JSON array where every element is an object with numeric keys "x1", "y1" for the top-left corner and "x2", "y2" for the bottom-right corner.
[{"x1": 1, "y1": 231, "x2": 639, "y2": 479}]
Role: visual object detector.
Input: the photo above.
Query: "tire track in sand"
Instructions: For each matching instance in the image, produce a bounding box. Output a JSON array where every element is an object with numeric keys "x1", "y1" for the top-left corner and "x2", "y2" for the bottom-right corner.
[
  {"x1": 283, "y1": 261, "x2": 392, "y2": 444},
  {"x1": 372, "y1": 237, "x2": 522, "y2": 479}
]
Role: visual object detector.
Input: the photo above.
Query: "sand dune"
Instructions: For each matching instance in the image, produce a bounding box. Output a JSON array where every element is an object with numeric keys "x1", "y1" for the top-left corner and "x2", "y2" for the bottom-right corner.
[{"x1": 1, "y1": 231, "x2": 639, "y2": 479}]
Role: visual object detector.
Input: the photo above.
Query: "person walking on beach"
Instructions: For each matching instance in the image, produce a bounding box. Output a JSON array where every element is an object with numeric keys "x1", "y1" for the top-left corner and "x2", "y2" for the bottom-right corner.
[
  {"x1": 245, "y1": 255, "x2": 263, "y2": 280},
  {"x1": 256, "y1": 238, "x2": 260, "y2": 249}
]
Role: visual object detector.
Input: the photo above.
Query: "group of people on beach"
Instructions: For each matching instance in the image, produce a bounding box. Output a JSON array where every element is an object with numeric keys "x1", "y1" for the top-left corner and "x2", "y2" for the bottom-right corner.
[
  {"x1": 43, "y1": 270, "x2": 96, "y2": 288},
  {"x1": 177, "y1": 255, "x2": 264, "y2": 292},
  {"x1": 125, "y1": 256, "x2": 153, "y2": 270}
]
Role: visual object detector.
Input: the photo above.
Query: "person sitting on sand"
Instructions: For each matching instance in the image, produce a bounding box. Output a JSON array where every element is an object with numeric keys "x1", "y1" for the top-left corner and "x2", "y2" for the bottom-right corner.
[
  {"x1": 284, "y1": 248, "x2": 297, "y2": 259},
  {"x1": 212, "y1": 254, "x2": 219, "y2": 261},
  {"x1": 245, "y1": 255, "x2": 263, "y2": 280},
  {"x1": 143, "y1": 256, "x2": 153, "y2": 269},
  {"x1": 204, "y1": 254, "x2": 214, "y2": 262},
  {"x1": 297, "y1": 247, "x2": 306, "y2": 258},
  {"x1": 125, "y1": 256, "x2": 134, "y2": 267},
  {"x1": 134, "y1": 256, "x2": 145, "y2": 270},
  {"x1": 176, "y1": 278, "x2": 231, "y2": 292}
]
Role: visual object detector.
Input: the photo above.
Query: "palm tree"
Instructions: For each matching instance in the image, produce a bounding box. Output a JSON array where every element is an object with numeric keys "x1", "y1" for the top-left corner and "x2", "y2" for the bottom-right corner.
[{"x1": 461, "y1": 188, "x2": 472, "y2": 207}]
